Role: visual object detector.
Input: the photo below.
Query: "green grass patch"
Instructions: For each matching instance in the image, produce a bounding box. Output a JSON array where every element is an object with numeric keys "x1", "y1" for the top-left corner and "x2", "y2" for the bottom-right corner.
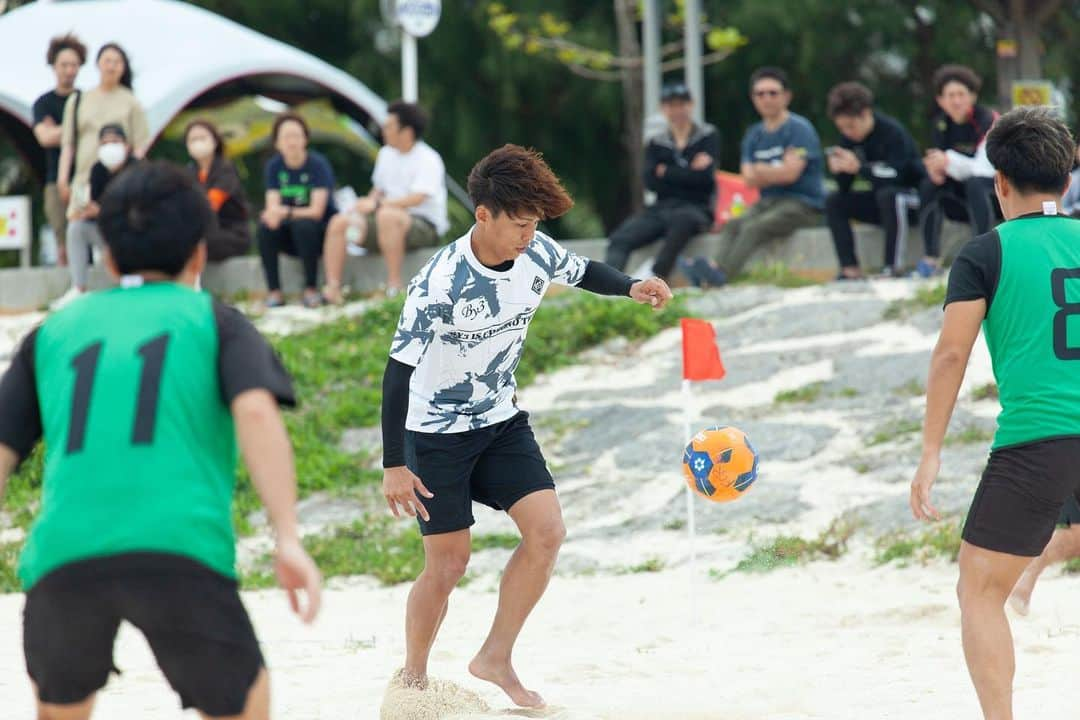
[
  {"x1": 734, "y1": 262, "x2": 820, "y2": 289},
  {"x1": 867, "y1": 418, "x2": 923, "y2": 446},
  {"x1": 838, "y1": 387, "x2": 859, "y2": 398},
  {"x1": 775, "y1": 382, "x2": 824, "y2": 404},
  {"x1": 729, "y1": 519, "x2": 856, "y2": 574},
  {"x1": 971, "y1": 383, "x2": 999, "y2": 401},
  {"x1": 945, "y1": 425, "x2": 994, "y2": 446},
  {"x1": 883, "y1": 283, "x2": 946, "y2": 320},
  {"x1": 240, "y1": 520, "x2": 525, "y2": 589},
  {"x1": 875, "y1": 520, "x2": 962, "y2": 566},
  {"x1": 1062, "y1": 557, "x2": 1080, "y2": 575},
  {"x1": 663, "y1": 518, "x2": 686, "y2": 531},
  {"x1": 895, "y1": 379, "x2": 925, "y2": 397},
  {"x1": 0, "y1": 542, "x2": 19, "y2": 593},
  {"x1": 619, "y1": 556, "x2": 666, "y2": 574}
]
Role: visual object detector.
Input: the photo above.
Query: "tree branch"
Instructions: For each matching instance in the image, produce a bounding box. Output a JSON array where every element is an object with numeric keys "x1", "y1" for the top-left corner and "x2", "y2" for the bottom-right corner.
[
  {"x1": 560, "y1": 49, "x2": 737, "y2": 82},
  {"x1": 660, "y1": 49, "x2": 737, "y2": 73}
]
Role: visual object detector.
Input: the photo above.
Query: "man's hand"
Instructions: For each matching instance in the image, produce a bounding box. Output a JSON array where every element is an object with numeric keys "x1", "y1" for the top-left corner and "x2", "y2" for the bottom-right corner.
[
  {"x1": 58, "y1": 180, "x2": 70, "y2": 205},
  {"x1": 910, "y1": 452, "x2": 942, "y2": 522},
  {"x1": 828, "y1": 148, "x2": 859, "y2": 175},
  {"x1": 274, "y1": 536, "x2": 322, "y2": 624},
  {"x1": 383, "y1": 465, "x2": 434, "y2": 521},
  {"x1": 690, "y1": 152, "x2": 713, "y2": 171},
  {"x1": 630, "y1": 277, "x2": 673, "y2": 310},
  {"x1": 655, "y1": 163, "x2": 667, "y2": 178},
  {"x1": 924, "y1": 150, "x2": 948, "y2": 185}
]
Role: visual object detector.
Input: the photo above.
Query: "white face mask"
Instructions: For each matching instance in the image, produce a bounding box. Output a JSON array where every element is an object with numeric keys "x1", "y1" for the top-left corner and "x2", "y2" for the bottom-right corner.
[
  {"x1": 98, "y1": 142, "x2": 128, "y2": 170},
  {"x1": 187, "y1": 138, "x2": 215, "y2": 161}
]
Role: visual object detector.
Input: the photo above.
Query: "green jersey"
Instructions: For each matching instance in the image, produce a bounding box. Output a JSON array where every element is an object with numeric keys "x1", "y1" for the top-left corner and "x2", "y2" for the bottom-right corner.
[
  {"x1": 945, "y1": 212, "x2": 1080, "y2": 449},
  {"x1": 0, "y1": 283, "x2": 295, "y2": 589}
]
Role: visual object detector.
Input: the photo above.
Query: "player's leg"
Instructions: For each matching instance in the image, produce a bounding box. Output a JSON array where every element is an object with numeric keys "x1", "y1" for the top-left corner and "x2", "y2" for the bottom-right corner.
[
  {"x1": 957, "y1": 542, "x2": 1031, "y2": 720},
  {"x1": 1009, "y1": 495, "x2": 1080, "y2": 614},
  {"x1": 468, "y1": 413, "x2": 563, "y2": 708},
  {"x1": 404, "y1": 529, "x2": 472, "y2": 684},
  {"x1": 24, "y1": 569, "x2": 122, "y2": 720},
  {"x1": 826, "y1": 190, "x2": 878, "y2": 277},
  {"x1": 373, "y1": 206, "x2": 413, "y2": 293},
  {"x1": 194, "y1": 668, "x2": 269, "y2": 720}
]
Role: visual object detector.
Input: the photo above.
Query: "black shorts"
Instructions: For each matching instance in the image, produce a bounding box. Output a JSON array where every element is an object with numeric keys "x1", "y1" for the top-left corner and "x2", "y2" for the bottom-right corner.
[
  {"x1": 24, "y1": 552, "x2": 264, "y2": 716},
  {"x1": 405, "y1": 411, "x2": 554, "y2": 535},
  {"x1": 1060, "y1": 494, "x2": 1080, "y2": 526},
  {"x1": 963, "y1": 437, "x2": 1080, "y2": 557}
]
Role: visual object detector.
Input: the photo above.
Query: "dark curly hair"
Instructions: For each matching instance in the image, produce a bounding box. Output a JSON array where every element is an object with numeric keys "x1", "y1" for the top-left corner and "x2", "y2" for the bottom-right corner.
[
  {"x1": 46, "y1": 33, "x2": 87, "y2": 66},
  {"x1": 467, "y1": 144, "x2": 574, "y2": 220}
]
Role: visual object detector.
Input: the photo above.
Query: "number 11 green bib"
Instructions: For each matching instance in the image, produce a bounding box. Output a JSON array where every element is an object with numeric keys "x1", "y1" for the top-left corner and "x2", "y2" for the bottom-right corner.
[
  {"x1": 986, "y1": 215, "x2": 1080, "y2": 449},
  {"x1": 20, "y1": 284, "x2": 238, "y2": 589}
]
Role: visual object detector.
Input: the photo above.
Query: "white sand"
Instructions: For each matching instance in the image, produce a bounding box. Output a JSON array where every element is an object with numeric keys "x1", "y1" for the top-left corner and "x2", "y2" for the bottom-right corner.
[{"x1": 1, "y1": 280, "x2": 1076, "y2": 718}]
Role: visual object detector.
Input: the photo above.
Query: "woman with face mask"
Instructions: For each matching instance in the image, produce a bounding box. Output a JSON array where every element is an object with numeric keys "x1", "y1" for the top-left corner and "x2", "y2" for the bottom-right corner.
[
  {"x1": 56, "y1": 124, "x2": 135, "y2": 306},
  {"x1": 184, "y1": 120, "x2": 251, "y2": 262}
]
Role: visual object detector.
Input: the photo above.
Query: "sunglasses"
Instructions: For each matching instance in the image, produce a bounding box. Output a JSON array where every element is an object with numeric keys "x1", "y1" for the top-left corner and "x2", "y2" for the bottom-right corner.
[{"x1": 753, "y1": 89, "x2": 784, "y2": 98}]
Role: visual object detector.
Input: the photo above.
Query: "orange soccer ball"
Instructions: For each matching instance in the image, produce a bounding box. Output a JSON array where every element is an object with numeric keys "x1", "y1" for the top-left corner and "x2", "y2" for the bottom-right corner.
[{"x1": 682, "y1": 426, "x2": 759, "y2": 503}]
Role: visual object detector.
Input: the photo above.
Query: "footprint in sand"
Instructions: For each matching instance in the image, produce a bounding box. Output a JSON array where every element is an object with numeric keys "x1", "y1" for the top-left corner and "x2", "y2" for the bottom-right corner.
[{"x1": 380, "y1": 673, "x2": 598, "y2": 720}]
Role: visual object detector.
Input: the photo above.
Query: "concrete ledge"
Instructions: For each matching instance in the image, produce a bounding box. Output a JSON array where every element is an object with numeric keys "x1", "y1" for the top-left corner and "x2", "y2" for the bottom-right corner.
[{"x1": 0, "y1": 220, "x2": 973, "y2": 311}]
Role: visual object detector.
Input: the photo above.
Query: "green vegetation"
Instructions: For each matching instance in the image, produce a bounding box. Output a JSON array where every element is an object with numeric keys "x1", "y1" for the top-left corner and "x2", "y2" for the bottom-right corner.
[
  {"x1": 734, "y1": 262, "x2": 821, "y2": 289},
  {"x1": 775, "y1": 382, "x2": 824, "y2": 404},
  {"x1": 0, "y1": 542, "x2": 19, "y2": 594},
  {"x1": 883, "y1": 283, "x2": 947, "y2": 320},
  {"x1": 1062, "y1": 557, "x2": 1080, "y2": 575},
  {"x1": 875, "y1": 520, "x2": 963, "y2": 566},
  {"x1": 868, "y1": 418, "x2": 923, "y2": 446},
  {"x1": 728, "y1": 519, "x2": 856, "y2": 574},
  {"x1": 895, "y1": 379, "x2": 925, "y2": 397},
  {"x1": 241, "y1": 519, "x2": 523, "y2": 589},
  {"x1": 971, "y1": 383, "x2": 999, "y2": 401},
  {"x1": 946, "y1": 425, "x2": 995, "y2": 446},
  {"x1": 838, "y1": 387, "x2": 860, "y2": 398},
  {"x1": 619, "y1": 556, "x2": 666, "y2": 574},
  {"x1": 663, "y1": 518, "x2": 686, "y2": 531}
]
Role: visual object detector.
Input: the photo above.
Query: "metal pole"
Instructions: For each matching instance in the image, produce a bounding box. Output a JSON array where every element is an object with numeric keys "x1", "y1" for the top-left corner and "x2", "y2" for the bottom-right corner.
[
  {"x1": 642, "y1": 0, "x2": 661, "y2": 117},
  {"x1": 683, "y1": 0, "x2": 704, "y2": 124},
  {"x1": 402, "y1": 31, "x2": 418, "y2": 102}
]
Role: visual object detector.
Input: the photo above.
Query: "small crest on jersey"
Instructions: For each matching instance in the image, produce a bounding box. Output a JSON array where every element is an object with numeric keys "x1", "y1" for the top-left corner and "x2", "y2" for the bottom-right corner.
[{"x1": 531, "y1": 276, "x2": 545, "y2": 295}]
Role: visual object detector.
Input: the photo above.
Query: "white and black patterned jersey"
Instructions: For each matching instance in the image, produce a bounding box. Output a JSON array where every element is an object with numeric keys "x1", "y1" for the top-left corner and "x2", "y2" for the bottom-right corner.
[{"x1": 390, "y1": 228, "x2": 588, "y2": 433}]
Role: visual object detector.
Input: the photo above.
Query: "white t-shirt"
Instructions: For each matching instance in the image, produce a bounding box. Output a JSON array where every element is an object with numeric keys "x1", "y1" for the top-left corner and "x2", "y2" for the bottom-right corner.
[
  {"x1": 391, "y1": 229, "x2": 589, "y2": 433},
  {"x1": 372, "y1": 142, "x2": 449, "y2": 235}
]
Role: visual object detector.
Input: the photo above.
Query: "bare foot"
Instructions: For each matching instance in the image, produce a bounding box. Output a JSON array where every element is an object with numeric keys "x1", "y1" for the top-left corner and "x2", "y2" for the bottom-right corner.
[
  {"x1": 393, "y1": 667, "x2": 428, "y2": 690},
  {"x1": 1008, "y1": 588, "x2": 1032, "y2": 616},
  {"x1": 468, "y1": 653, "x2": 544, "y2": 708}
]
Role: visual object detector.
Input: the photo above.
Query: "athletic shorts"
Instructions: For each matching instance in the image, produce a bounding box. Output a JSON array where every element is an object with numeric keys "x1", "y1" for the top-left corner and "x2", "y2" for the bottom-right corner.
[
  {"x1": 963, "y1": 437, "x2": 1080, "y2": 557},
  {"x1": 361, "y1": 213, "x2": 440, "y2": 251},
  {"x1": 405, "y1": 410, "x2": 554, "y2": 535},
  {"x1": 24, "y1": 552, "x2": 264, "y2": 716},
  {"x1": 1060, "y1": 494, "x2": 1080, "y2": 526}
]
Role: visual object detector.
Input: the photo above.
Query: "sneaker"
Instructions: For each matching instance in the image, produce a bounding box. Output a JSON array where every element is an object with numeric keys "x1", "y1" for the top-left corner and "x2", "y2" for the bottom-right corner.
[
  {"x1": 916, "y1": 259, "x2": 942, "y2": 278},
  {"x1": 50, "y1": 286, "x2": 83, "y2": 311},
  {"x1": 322, "y1": 284, "x2": 346, "y2": 306},
  {"x1": 678, "y1": 257, "x2": 704, "y2": 288},
  {"x1": 691, "y1": 257, "x2": 727, "y2": 288},
  {"x1": 264, "y1": 292, "x2": 286, "y2": 309},
  {"x1": 302, "y1": 291, "x2": 326, "y2": 309}
]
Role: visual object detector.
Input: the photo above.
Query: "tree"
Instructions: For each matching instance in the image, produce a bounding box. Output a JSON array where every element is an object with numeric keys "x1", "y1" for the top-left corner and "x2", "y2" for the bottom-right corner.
[
  {"x1": 969, "y1": 0, "x2": 1063, "y2": 107},
  {"x1": 486, "y1": 1, "x2": 746, "y2": 212}
]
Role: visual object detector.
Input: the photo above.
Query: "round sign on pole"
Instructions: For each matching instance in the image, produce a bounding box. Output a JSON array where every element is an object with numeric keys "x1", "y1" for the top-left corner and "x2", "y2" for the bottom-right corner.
[{"x1": 394, "y1": 0, "x2": 441, "y2": 38}]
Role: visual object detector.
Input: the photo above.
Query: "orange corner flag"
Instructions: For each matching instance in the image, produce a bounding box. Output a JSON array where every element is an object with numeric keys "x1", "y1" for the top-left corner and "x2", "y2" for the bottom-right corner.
[{"x1": 681, "y1": 318, "x2": 726, "y2": 381}]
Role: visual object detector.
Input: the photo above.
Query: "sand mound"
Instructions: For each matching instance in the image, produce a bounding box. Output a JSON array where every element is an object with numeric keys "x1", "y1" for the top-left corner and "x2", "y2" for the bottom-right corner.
[{"x1": 380, "y1": 671, "x2": 492, "y2": 720}]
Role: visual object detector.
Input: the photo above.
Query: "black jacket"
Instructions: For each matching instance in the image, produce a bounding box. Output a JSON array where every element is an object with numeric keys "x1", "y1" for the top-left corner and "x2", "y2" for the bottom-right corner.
[
  {"x1": 643, "y1": 123, "x2": 720, "y2": 210},
  {"x1": 931, "y1": 105, "x2": 997, "y2": 157},
  {"x1": 835, "y1": 112, "x2": 924, "y2": 193},
  {"x1": 188, "y1": 156, "x2": 250, "y2": 239}
]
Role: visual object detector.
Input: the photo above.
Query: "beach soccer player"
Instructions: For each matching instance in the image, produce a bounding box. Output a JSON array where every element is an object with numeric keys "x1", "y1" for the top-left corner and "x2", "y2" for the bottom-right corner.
[
  {"x1": 911, "y1": 106, "x2": 1080, "y2": 720},
  {"x1": 1008, "y1": 496, "x2": 1080, "y2": 615},
  {"x1": 0, "y1": 161, "x2": 322, "y2": 720},
  {"x1": 380, "y1": 144, "x2": 673, "y2": 708}
]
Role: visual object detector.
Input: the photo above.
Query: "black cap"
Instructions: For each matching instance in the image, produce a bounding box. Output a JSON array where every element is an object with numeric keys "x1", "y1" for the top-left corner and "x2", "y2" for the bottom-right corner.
[
  {"x1": 99, "y1": 123, "x2": 126, "y2": 140},
  {"x1": 661, "y1": 82, "x2": 692, "y2": 103}
]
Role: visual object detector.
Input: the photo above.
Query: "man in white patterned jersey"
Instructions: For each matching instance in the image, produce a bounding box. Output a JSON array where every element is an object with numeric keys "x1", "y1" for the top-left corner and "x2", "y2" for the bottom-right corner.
[{"x1": 380, "y1": 144, "x2": 673, "y2": 707}]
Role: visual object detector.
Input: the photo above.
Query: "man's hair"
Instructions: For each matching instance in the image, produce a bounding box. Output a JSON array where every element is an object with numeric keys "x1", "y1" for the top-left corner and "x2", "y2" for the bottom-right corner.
[
  {"x1": 46, "y1": 33, "x2": 87, "y2": 66},
  {"x1": 271, "y1": 112, "x2": 309, "y2": 144},
  {"x1": 97, "y1": 42, "x2": 133, "y2": 89},
  {"x1": 827, "y1": 82, "x2": 874, "y2": 118},
  {"x1": 750, "y1": 67, "x2": 789, "y2": 92},
  {"x1": 184, "y1": 119, "x2": 226, "y2": 158},
  {"x1": 933, "y1": 64, "x2": 982, "y2": 96},
  {"x1": 467, "y1": 144, "x2": 573, "y2": 220},
  {"x1": 986, "y1": 106, "x2": 1076, "y2": 195},
  {"x1": 387, "y1": 100, "x2": 428, "y2": 140},
  {"x1": 98, "y1": 161, "x2": 211, "y2": 277}
]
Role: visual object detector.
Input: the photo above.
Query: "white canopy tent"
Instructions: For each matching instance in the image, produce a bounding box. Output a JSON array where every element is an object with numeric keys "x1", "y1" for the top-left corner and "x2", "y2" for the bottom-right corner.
[{"x1": 0, "y1": 0, "x2": 389, "y2": 176}]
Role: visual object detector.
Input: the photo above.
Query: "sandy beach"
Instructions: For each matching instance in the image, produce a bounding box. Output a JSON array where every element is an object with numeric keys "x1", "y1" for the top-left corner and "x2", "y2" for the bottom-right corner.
[{"x1": 3, "y1": 279, "x2": 1079, "y2": 719}]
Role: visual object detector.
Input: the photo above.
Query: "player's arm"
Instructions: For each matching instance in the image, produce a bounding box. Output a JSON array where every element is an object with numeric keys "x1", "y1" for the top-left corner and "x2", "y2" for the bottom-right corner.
[
  {"x1": 381, "y1": 358, "x2": 433, "y2": 521},
  {"x1": 749, "y1": 148, "x2": 808, "y2": 187},
  {"x1": 576, "y1": 260, "x2": 673, "y2": 310},
  {"x1": 0, "y1": 329, "x2": 43, "y2": 501},
  {"x1": 216, "y1": 303, "x2": 320, "y2": 622}
]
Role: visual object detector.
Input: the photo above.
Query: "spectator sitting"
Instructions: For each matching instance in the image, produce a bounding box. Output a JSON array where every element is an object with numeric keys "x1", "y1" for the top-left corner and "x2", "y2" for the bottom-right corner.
[
  {"x1": 916, "y1": 65, "x2": 998, "y2": 277},
  {"x1": 257, "y1": 112, "x2": 337, "y2": 309},
  {"x1": 322, "y1": 100, "x2": 448, "y2": 304},
  {"x1": 184, "y1": 119, "x2": 251, "y2": 262},
  {"x1": 824, "y1": 82, "x2": 925, "y2": 279},
  {"x1": 680, "y1": 67, "x2": 824, "y2": 288},
  {"x1": 55, "y1": 124, "x2": 136, "y2": 308},
  {"x1": 33, "y1": 33, "x2": 87, "y2": 267},
  {"x1": 604, "y1": 82, "x2": 719, "y2": 281}
]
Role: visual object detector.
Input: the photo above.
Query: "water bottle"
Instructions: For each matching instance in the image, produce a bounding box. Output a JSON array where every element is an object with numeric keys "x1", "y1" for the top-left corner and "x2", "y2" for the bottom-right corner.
[{"x1": 731, "y1": 192, "x2": 746, "y2": 219}]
